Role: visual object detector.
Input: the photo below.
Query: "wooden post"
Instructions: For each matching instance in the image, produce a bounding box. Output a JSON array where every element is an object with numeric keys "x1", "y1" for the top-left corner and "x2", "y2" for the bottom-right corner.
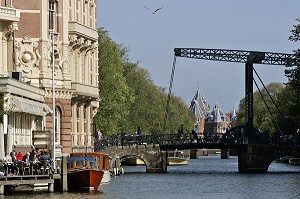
[
  {"x1": 0, "y1": 185, "x2": 4, "y2": 195},
  {"x1": 221, "y1": 149, "x2": 229, "y2": 159},
  {"x1": 61, "y1": 156, "x2": 68, "y2": 191},
  {"x1": 48, "y1": 183, "x2": 54, "y2": 192},
  {"x1": 161, "y1": 151, "x2": 167, "y2": 173},
  {"x1": 190, "y1": 149, "x2": 198, "y2": 159}
]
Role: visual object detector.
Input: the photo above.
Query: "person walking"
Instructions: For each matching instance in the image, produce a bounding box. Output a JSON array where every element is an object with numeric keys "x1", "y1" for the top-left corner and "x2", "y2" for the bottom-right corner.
[
  {"x1": 177, "y1": 124, "x2": 184, "y2": 141},
  {"x1": 191, "y1": 125, "x2": 199, "y2": 143},
  {"x1": 136, "y1": 126, "x2": 142, "y2": 144}
]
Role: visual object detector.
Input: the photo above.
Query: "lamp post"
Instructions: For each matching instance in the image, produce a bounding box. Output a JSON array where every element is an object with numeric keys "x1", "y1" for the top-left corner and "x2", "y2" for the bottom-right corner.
[{"x1": 51, "y1": 28, "x2": 59, "y2": 171}]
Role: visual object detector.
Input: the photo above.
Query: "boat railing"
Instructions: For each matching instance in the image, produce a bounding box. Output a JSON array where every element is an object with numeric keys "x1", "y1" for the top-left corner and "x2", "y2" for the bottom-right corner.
[{"x1": 67, "y1": 156, "x2": 98, "y2": 171}]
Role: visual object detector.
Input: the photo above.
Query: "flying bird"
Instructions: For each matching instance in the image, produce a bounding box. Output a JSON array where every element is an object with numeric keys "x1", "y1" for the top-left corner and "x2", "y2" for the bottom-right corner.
[{"x1": 144, "y1": 6, "x2": 163, "y2": 14}]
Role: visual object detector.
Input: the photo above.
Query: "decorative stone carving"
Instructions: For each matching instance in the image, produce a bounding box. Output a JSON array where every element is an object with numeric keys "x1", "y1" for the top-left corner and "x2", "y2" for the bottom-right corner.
[
  {"x1": 45, "y1": 89, "x2": 73, "y2": 100},
  {"x1": 4, "y1": 22, "x2": 18, "y2": 38},
  {"x1": 72, "y1": 134, "x2": 78, "y2": 146},
  {"x1": 79, "y1": 133, "x2": 85, "y2": 146},
  {"x1": 87, "y1": 133, "x2": 91, "y2": 145},
  {"x1": 14, "y1": 36, "x2": 41, "y2": 75}
]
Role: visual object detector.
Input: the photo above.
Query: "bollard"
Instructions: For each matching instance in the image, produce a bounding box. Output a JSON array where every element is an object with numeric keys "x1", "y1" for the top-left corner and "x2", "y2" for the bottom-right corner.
[
  {"x1": 60, "y1": 156, "x2": 68, "y2": 191},
  {"x1": 221, "y1": 149, "x2": 229, "y2": 159},
  {"x1": 0, "y1": 185, "x2": 4, "y2": 195}
]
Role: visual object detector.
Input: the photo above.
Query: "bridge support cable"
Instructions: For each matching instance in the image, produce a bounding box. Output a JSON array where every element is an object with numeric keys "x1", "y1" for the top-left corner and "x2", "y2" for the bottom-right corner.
[
  {"x1": 253, "y1": 67, "x2": 286, "y2": 122},
  {"x1": 163, "y1": 55, "x2": 177, "y2": 133},
  {"x1": 253, "y1": 77, "x2": 283, "y2": 135}
]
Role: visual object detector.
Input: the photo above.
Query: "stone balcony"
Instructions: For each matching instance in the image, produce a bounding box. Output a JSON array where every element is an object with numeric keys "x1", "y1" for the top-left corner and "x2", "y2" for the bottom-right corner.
[{"x1": 0, "y1": 6, "x2": 20, "y2": 22}]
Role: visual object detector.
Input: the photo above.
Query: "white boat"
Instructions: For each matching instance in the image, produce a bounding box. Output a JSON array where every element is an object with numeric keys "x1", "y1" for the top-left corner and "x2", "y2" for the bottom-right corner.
[
  {"x1": 167, "y1": 150, "x2": 188, "y2": 166},
  {"x1": 289, "y1": 158, "x2": 300, "y2": 165},
  {"x1": 101, "y1": 170, "x2": 111, "y2": 184}
]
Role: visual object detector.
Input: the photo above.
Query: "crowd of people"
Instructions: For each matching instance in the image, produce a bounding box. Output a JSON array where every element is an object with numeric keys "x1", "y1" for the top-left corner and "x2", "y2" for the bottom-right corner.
[{"x1": 1, "y1": 147, "x2": 52, "y2": 176}]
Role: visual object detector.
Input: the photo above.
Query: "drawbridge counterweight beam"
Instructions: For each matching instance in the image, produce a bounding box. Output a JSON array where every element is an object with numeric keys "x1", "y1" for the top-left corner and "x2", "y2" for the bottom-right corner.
[{"x1": 174, "y1": 48, "x2": 297, "y2": 65}]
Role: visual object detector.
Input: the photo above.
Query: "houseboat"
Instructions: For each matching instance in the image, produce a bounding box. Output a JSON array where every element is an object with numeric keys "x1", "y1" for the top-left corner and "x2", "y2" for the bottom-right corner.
[{"x1": 67, "y1": 152, "x2": 111, "y2": 191}]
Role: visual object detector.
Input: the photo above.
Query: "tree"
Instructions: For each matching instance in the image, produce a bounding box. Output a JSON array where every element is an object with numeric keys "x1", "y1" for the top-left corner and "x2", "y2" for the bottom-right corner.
[
  {"x1": 235, "y1": 83, "x2": 285, "y2": 134},
  {"x1": 284, "y1": 18, "x2": 300, "y2": 128},
  {"x1": 95, "y1": 28, "x2": 195, "y2": 136},
  {"x1": 95, "y1": 28, "x2": 133, "y2": 136}
]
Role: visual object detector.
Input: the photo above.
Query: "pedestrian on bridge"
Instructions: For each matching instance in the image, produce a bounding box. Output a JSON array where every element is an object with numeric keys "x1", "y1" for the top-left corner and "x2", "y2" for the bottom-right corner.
[
  {"x1": 191, "y1": 124, "x2": 199, "y2": 143},
  {"x1": 177, "y1": 124, "x2": 185, "y2": 141},
  {"x1": 136, "y1": 126, "x2": 142, "y2": 144}
]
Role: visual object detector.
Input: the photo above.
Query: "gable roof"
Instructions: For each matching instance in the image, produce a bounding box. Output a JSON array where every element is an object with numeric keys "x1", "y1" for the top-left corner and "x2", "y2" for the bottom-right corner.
[
  {"x1": 206, "y1": 102, "x2": 230, "y2": 122},
  {"x1": 189, "y1": 87, "x2": 211, "y2": 117}
]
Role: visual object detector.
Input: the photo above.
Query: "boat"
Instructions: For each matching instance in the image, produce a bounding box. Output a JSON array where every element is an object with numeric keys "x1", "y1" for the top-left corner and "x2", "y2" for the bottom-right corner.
[
  {"x1": 289, "y1": 158, "x2": 300, "y2": 165},
  {"x1": 278, "y1": 156, "x2": 294, "y2": 163},
  {"x1": 167, "y1": 150, "x2": 188, "y2": 166},
  {"x1": 67, "y1": 152, "x2": 111, "y2": 191}
]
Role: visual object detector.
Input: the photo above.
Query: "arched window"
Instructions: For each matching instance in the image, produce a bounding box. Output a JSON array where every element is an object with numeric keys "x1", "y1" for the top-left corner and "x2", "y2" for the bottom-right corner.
[{"x1": 55, "y1": 106, "x2": 61, "y2": 144}]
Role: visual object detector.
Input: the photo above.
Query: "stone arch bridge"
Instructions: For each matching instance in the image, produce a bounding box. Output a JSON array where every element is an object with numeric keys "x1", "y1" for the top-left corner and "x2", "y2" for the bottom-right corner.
[
  {"x1": 106, "y1": 145, "x2": 167, "y2": 173},
  {"x1": 103, "y1": 132, "x2": 300, "y2": 173}
]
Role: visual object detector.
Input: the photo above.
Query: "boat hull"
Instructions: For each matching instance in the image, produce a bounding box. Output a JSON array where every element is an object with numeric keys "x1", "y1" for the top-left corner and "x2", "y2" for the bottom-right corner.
[
  {"x1": 167, "y1": 157, "x2": 188, "y2": 166},
  {"x1": 67, "y1": 169, "x2": 104, "y2": 191}
]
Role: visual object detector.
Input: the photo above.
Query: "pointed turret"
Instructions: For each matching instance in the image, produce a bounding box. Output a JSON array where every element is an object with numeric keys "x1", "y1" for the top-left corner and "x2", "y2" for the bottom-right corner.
[
  {"x1": 189, "y1": 87, "x2": 211, "y2": 117},
  {"x1": 189, "y1": 87, "x2": 211, "y2": 133},
  {"x1": 205, "y1": 102, "x2": 230, "y2": 133}
]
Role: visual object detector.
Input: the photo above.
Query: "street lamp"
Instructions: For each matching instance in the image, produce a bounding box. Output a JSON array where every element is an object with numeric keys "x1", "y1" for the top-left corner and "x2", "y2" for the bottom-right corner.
[{"x1": 51, "y1": 28, "x2": 59, "y2": 171}]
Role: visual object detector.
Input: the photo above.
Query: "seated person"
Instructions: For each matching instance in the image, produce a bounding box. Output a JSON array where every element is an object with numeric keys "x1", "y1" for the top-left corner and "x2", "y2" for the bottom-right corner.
[
  {"x1": 16, "y1": 152, "x2": 23, "y2": 161},
  {"x1": 3, "y1": 151, "x2": 18, "y2": 175},
  {"x1": 22, "y1": 152, "x2": 33, "y2": 166},
  {"x1": 39, "y1": 151, "x2": 52, "y2": 166}
]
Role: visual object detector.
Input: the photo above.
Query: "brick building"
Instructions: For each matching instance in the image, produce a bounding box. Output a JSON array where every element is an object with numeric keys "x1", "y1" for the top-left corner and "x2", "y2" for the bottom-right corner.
[{"x1": 0, "y1": 0, "x2": 99, "y2": 159}]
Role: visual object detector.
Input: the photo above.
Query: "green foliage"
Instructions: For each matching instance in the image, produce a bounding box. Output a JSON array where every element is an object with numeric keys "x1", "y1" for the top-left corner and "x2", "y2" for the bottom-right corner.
[
  {"x1": 165, "y1": 94, "x2": 195, "y2": 134},
  {"x1": 235, "y1": 83, "x2": 285, "y2": 134},
  {"x1": 95, "y1": 28, "x2": 194, "y2": 136},
  {"x1": 236, "y1": 19, "x2": 300, "y2": 135},
  {"x1": 283, "y1": 18, "x2": 300, "y2": 130},
  {"x1": 275, "y1": 87, "x2": 298, "y2": 134},
  {"x1": 95, "y1": 28, "x2": 133, "y2": 136}
]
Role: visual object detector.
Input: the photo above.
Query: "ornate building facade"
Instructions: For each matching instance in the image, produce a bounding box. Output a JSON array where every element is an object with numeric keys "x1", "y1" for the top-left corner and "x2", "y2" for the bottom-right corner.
[
  {"x1": 189, "y1": 87, "x2": 230, "y2": 135},
  {"x1": 0, "y1": 0, "x2": 99, "y2": 158}
]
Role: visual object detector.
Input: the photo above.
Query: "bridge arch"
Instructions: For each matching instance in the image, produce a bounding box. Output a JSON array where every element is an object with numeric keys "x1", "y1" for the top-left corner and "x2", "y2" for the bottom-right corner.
[{"x1": 107, "y1": 146, "x2": 167, "y2": 173}]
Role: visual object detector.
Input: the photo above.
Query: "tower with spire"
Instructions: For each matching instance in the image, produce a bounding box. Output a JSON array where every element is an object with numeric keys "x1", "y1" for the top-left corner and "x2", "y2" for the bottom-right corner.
[
  {"x1": 189, "y1": 87, "x2": 211, "y2": 133},
  {"x1": 189, "y1": 87, "x2": 231, "y2": 135}
]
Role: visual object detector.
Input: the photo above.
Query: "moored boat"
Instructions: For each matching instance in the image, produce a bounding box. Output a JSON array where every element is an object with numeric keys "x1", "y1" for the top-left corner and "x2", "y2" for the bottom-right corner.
[
  {"x1": 167, "y1": 150, "x2": 188, "y2": 166},
  {"x1": 67, "y1": 152, "x2": 111, "y2": 191},
  {"x1": 289, "y1": 158, "x2": 300, "y2": 165}
]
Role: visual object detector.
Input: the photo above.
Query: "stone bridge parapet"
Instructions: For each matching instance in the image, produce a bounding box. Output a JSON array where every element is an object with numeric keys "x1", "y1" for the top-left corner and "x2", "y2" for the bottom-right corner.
[{"x1": 106, "y1": 145, "x2": 167, "y2": 173}]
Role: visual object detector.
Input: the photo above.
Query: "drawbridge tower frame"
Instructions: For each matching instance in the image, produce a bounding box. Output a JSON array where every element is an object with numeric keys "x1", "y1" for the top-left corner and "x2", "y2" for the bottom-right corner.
[{"x1": 173, "y1": 48, "x2": 297, "y2": 143}]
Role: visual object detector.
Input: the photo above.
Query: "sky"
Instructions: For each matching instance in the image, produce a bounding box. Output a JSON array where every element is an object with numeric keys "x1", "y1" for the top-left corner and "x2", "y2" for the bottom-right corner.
[{"x1": 97, "y1": 0, "x2": 300, "y2": 113}]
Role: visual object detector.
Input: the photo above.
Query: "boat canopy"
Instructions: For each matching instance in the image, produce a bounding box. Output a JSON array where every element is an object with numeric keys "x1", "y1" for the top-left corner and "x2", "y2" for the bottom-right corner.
[{"x1": 67, "y1": 156, "x2": 96, "y2": 163}]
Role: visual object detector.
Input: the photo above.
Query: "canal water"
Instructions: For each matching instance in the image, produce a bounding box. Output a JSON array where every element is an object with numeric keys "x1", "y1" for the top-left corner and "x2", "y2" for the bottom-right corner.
[{"x1": 3, "y1": 155, "x2": 300, "y2": 199}]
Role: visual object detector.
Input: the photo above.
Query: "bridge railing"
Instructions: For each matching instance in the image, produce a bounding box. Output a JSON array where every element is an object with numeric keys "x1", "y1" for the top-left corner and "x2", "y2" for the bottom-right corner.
[
  {"x1": 98, "y1": 132, "x2": 226, "y2": 148},
  {"x1": 94, "y1": 131, "x2": 300, "y2": 151}
]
